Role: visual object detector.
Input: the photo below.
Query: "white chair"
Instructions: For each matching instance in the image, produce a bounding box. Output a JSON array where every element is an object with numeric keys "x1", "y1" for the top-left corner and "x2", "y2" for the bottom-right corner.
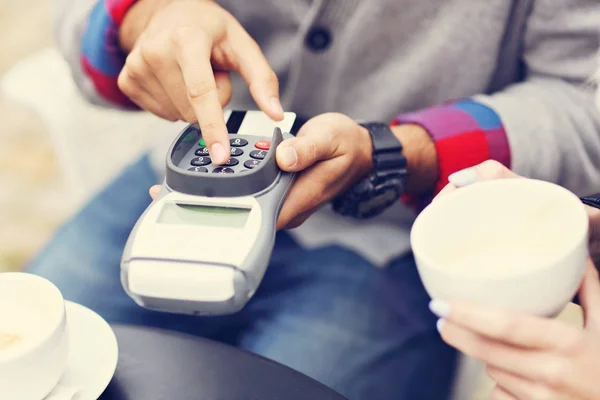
[{"x1": 0, "y1": 47, "x2": 178, "y2": 210}]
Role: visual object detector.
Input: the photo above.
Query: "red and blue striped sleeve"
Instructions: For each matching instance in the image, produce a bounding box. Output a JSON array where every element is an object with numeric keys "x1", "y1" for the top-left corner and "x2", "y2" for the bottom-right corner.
[
  {"x1": 393, "y1": 99, "x2": 511, "y2": 209},
  {"x1": 81, "y1": 0, "x2": 138, "y2": 108}
]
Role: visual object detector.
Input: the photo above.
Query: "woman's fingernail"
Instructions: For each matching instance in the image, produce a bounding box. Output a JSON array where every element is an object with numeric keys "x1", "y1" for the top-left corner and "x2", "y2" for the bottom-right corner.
[
  {"x1": 437, "y1": 318, "x2": 446, "y2": 333},
  {"x1": 270, "y1": 97, "x2": 284, "y2": 117},
  {"x1": 210, "y1": 143, "x2": 227, "y2": 164},
  {"x1": 279, "y1": 146, "x2": 297, "y2": 168},
  {"x1": 429, "y1": 299, "x2": 450, "y2": 318},
  {"x1": 449, "y1": 167, "x2": 477, "y2": 187}
]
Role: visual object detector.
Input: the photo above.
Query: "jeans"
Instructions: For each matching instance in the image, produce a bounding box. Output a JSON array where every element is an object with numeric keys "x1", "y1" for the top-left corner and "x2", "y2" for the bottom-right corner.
[{"x1": 26, "y1": 155, "x2": 457, "y2": 400}]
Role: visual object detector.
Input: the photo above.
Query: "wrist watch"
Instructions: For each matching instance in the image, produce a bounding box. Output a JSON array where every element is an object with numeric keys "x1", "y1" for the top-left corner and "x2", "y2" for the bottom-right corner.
[
  {"x1": 582, "y1": 193, "x2": 600, "y2": 209},
  {"x1": 332, "y1": 122, "x2": 408, "y2": 219}
]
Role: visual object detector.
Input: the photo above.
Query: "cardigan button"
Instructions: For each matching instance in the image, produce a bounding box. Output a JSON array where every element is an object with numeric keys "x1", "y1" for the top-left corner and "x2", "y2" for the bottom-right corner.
[{"x1": 305, "y1": 27, "x2": 332, "y2": 52}]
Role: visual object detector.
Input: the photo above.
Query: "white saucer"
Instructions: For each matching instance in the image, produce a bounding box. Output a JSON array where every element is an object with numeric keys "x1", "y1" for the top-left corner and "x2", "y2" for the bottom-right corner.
[{"x1": 45, "y1": 301, "x2": 119, "y2": 400}]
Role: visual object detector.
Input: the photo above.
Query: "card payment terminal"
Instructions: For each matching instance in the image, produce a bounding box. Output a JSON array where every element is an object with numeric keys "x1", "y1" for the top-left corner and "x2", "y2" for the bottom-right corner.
[{"x1": 121, "y1": 111, "x2": 297, "y2": 315}]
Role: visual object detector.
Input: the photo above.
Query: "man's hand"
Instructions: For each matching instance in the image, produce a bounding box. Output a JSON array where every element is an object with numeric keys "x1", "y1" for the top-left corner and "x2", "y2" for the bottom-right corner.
[
  {"x1": 118, "y1": 0, "x2": 283, "y2": 164},
  {"x1": 274, "y1": 113, "x2": 373, "y2": 229},
  {"x1": 148, "y1": 113, "x2": 437, "y2": 229},
  {"x1": 274, "y1": 114, "x2": 438, "y2": 229},
  {"x1": 148, "y1": 113, "x2": 372, "y2": 228}
]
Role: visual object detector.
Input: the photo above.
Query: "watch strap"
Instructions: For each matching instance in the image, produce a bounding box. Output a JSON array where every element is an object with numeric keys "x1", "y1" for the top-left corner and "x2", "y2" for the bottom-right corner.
[
  {"x1": 360, "y1": 122, "x2": 407, "y2": 171},
  {"x1": 582, "y1": 193, "x2": 600, "y2": 209}
]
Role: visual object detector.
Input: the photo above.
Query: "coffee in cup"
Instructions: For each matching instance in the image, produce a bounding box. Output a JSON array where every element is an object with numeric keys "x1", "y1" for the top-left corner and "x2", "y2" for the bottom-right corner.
[
  {"x1": 0, "y1": 273, "x2": 69, "y2": 400},
  {"x1": 411, "y1": 178, "x2": 589, "y2": 317},
  {"x1": 0, "y1": 332, "x2": 21, "y2": 350}
]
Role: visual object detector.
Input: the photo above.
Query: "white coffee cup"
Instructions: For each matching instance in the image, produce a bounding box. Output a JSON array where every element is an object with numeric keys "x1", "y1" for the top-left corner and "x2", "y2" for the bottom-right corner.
[
  {"x1": 0, "y1": 273, "x2": 69, "y2": 400},
  {"x1": 411, "y1": 178, "x2": 589, "y2": 317}
]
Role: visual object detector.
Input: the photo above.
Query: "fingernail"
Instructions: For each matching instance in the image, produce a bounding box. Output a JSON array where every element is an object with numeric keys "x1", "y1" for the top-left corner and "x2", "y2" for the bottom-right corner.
[
  {"x1": 449, "y1": 167, "x2": 477, "y2": 187},
  {"x1": 210, "y1": 143, "x2": 227, "y2": 164},
  {"x1": 429, "y1": 299, "x2": 450, "y2": 318},
  {"x1": 437, "y1": 318, "x2": 446, "y2": 333},
  {"x1": 279, "y1": 145, "x2": 297, "y2": 168},
  {"x1": 270, "y1": 97, "x2": 284, "y2": 117}
]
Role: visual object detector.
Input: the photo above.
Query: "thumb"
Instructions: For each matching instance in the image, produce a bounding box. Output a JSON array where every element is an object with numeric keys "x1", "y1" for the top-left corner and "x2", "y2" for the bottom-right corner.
[
  {"x1": 580, "y1": 259, "x2": 600, "y2": 331},
  {"x1": 149, "y1": 185, "x2": 161, "y2": 200},
  {"x1": 449, "y1": 160, "x2": 521, "y2": 188},
  {"x1": 276, "y1": 133, "x2": 335, "y2": 172},
  {"x1": 437, "y1": 160, "x2": 521, "y2": 198}
]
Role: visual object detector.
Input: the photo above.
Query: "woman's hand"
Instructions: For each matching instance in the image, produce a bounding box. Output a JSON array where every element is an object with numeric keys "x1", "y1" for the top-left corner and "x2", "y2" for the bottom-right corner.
[
  {"x1": 118, "y1": 0, "x2": 283, "y2": 164},
  {"x1": 431, "y1": 261, "x2": 600, "y2": 400},
  {"x1": 432, "y1": 160, "x2": 600, "y2": 399},
  {"x1": 274, "y1": 113, "x2": 373, "y2": 229},
  {"x1": 435, "y1": 159, "x2": 522, "y2": 197}
]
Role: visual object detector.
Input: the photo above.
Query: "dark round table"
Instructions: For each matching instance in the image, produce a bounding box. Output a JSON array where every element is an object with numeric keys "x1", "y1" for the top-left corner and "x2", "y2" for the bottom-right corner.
[{"x1": 100, "y1": 325, "x2": 348, "y2": 400}]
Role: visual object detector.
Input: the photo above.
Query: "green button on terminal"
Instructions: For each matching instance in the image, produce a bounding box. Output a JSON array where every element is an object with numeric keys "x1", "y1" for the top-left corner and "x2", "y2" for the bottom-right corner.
[{"x1": 199, "y1": 138, "x2": 206, "y2": 146}]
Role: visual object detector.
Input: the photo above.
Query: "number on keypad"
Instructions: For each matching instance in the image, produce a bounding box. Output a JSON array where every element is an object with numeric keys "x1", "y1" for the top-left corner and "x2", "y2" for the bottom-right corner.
[
  {"x1": 195, "y1": 147, "x2": 209, "y2": 156},
  {"x1": 213, "y1": 167, "x2": 235, "y2": 174},
  {"x1": 230, "y1": 147, "x2": 243, "y2": 156},
  {"x1": 250, "y1": 150, "x2": 267, "y2": 160},
  {"x1": 230, "y1": 138, "x2": 248, "y2": 147},
  {"x1": 191, "y1": 157, "x2": 211, "y2": 166},
  {"x1": 184, "y1": 136, "x2": 274, "y2": 174},
  {"x1": 188, "y1": 167, "x2": 208, "y2": 173},
  {"x1": 244, "y1": 160, "x2": 260, "y2": 169},
  {"x1": 222, "y1": 158, "x2": 239, "y2": 167}
]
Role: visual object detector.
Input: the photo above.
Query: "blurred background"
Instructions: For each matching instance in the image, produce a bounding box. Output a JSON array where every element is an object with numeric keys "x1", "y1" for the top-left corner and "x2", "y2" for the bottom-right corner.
[
  {"x1": 0, "y1": 0, "x2": 57, "y2": 271},
  {"x1": 0, "y1": 0, "x2": 174, "y2": 272}
]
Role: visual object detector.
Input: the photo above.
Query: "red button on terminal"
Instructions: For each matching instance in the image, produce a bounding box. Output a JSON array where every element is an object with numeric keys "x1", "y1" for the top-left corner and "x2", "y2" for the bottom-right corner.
[{"x1": 255, "y1": 140, "x2": 271, "y2": 150}]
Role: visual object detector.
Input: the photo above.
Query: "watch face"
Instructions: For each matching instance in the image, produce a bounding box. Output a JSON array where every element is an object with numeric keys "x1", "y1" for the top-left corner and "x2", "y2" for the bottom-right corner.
[
  {"x1": 358, "y1": 190, "x2": 397, "y2": 215},
  {"x1": 355, "y1": 179, "x2": 403, "y2": 218}
]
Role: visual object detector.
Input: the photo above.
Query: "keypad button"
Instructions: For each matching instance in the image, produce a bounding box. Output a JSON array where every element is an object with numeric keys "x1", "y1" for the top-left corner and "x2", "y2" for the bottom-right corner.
[
  {"x1": 191, "y1": 156, "x2": 211, "y2": 166},
  {"x1": 195, "y1": 147, "x2": 209, "y2": 156},
  {"x1": 254, "y1": 140, "x2": 271, "y2": 150},
  {"x1": 250, "y1": 150, "x2": 267, "y2": 160},
  {"x1": 188, "y1": 167, "x2": 208, "y2": 173},
  {"x1": 222, "y1": 158, "x2": 239, "y2": 167},
  {"x1": 230, "y1": 138, "x2": 248, "y2": 147},
  {"x1": 230, "y1": 147, "x2": 243, "y2": 157},
  {"x1": 199, "y1": 138, "x2": 206, "y2": 146},
  {"x1": 244, "y1": 160, "x2": 261, "y2": 169},
  {"x1": 212, "y1": 167, "x2": 235, "y2": 173}
]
